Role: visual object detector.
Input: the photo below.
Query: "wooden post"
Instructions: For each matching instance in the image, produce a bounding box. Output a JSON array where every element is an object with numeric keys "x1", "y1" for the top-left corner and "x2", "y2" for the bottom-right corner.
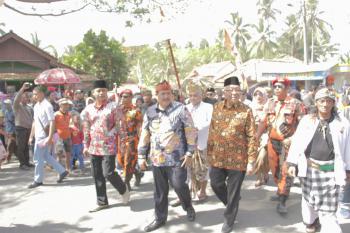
[
  {"x1": 160, "y1": 7, "x2": 181, "y2": 90},
  {"x1": 166, "y1": 39, "x2": 181, "y2": 90}
]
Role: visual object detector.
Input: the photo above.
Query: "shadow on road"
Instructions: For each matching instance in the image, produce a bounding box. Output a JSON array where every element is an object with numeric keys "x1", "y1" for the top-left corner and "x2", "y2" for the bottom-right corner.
[{"x1": 0, "y1": 221, "x2": 92, "y2": 233}]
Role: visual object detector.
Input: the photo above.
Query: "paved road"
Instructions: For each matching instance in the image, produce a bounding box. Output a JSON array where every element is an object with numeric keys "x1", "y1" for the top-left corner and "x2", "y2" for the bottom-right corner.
[{"x1": 1, "y1": 160, "x2": 349, "y2": 233}]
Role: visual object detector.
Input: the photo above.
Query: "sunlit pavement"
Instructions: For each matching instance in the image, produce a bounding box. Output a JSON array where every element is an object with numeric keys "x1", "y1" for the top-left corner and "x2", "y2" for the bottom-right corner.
[{"x1": 1, "y1": 160, "x2": 349, "y2": 233}]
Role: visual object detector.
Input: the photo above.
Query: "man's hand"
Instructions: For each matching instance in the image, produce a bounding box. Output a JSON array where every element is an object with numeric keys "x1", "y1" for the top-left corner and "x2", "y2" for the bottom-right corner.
[
  {"x1": 44, "y1": 137, "x2": 54, "y2": 146},
  {"x1": 346, "y1": 172, "x2": 350, "y2": 183},
  {"x1": 21, "y1": 82, "x2": 31, "y2": 91},
  {"x1": 138, "y1": 158, "x2": 147, "y2": 171},
  {"x1": 246, "y1": 163, "x2": 254, "y2": 175},
  {"x1": 28, "y1": 137, "x2": 33, "y2": 146},
  {"x1": 83, "y1": 148, "x2": 89, "y2": 157},
  {"x1": 181, "y1": 156, "x2": 192, "y2": 168},
  {"x1": 288, "y1": 166, "x2": 296, "y2": 177}
]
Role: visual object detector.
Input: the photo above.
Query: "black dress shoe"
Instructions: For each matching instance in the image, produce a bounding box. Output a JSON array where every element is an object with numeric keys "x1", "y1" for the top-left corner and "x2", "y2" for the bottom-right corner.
[
  {"x1": 144, "y1": 220, "x2": 166, "y2": 232},
  {"x1": 28, "y1": 182, "x2": 43, "y2": 189},
  {"x1": 26, "y1": 163, "x2": 35, "y2": 168},
  {"x1": 186, "y1": 206, "x2": 196, "y2": 221},
  {"x1": 89, "y1": 204, "x2": 109, "y2": 213},
  {"x1": 221, "y1": 222, "x2": 234, "y2": 233},
  {"x1": 19, "y1": 165, "x2": 30, "y2": 170},
  {"x1": 57, "y1": 171, "x2": 69, "y2": 183}
]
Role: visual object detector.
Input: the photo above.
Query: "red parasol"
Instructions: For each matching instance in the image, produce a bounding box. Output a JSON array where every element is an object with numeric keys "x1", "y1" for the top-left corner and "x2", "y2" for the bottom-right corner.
[{"x1": 34, "y1": 68, "x2": 80, "y2": 85}]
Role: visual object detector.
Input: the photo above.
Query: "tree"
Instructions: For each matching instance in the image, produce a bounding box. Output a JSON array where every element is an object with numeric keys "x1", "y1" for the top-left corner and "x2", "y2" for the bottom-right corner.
[
  {"x1": 0, "y1": 22, "x2": 6, "y2": 35},
  {"x1": 62, "y1": 29, "x2": 129, "y2": 86},
  {"x1": 30, "y1": 32, "x2": 59, "y2": 58},
  {"x1": 225, "y1": 12, "x2": 252, "y2": 50},
  {"x1": 256, "y1": 0, "x2": 281, "y2": 23},
  {"x1": 3, "y1": 0, "x2": 200, "y2": 26},
  {"x1": 250, "y1": 19, "x2": 277, "y2": 58},
  {"x1": 340, "y1": 52, "x2": 350, "y2": 64},
  {"x1": 306, "y1": 0, "x2": 334, "y2": 62},
  {"x1": 276, "y1": 14, "x2": 304, "y2": 59},
  {"x1": 224, "y1": 12, "x2": 252, "y2": 62}
]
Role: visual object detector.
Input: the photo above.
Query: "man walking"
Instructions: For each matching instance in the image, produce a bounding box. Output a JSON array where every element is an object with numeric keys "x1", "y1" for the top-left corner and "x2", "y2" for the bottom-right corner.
[
  {"x1": 13, "y1": 83, "x2": 34, "y2": 170},
  {"x1": 28, "y1": 86, "x2": 68, "y2": 189},
  {"x1": 138, "y1": 80, "x2": 197, "y2": 232},
  {"x1": 287, "y1": 87, "x2": 350, "y2": 233},
  {"x1": 207, "y1": 76, "x2": 257, "y2": 233},
  {"x1": 256, "y1": 77, "x2": 304, "y2": 214},
  {"x1": 81, "y1": 80, "x2": 130, "y2": 212}
]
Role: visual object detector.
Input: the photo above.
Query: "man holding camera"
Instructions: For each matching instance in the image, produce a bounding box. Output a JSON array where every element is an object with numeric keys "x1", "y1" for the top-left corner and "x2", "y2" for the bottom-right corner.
[{"x1": 13, "y1": 83, "x2": 34, "y2": 170}]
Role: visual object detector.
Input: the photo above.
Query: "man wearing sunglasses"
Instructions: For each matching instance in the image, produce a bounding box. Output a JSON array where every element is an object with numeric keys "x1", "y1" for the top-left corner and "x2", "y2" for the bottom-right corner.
[{"x1": 256, "y1": 77, "x2": 305, "y2": 215}]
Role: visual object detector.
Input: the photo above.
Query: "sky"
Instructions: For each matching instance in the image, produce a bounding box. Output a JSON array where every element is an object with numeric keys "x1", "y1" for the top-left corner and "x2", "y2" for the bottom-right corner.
[{"x1": 0, "y1": 0, "x2": 350, "y2": 57}]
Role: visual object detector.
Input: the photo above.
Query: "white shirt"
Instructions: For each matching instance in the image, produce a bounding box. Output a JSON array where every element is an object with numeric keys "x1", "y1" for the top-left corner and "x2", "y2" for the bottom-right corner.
[
  {"x1": 287, "y1": 114, "x2": 350, "y2": 186},
  {"x1": 186, "y1": 101, "x2": 213, "y2": 150},
  {"x1": 34, "y1": 99, "x2": 54, "y2": 140}
]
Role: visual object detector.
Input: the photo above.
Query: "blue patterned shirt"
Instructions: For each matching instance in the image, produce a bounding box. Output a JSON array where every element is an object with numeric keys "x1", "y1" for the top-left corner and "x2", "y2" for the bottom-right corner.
[{"x1": 138, "y1": 101, "x2": 197, "y2": 167}]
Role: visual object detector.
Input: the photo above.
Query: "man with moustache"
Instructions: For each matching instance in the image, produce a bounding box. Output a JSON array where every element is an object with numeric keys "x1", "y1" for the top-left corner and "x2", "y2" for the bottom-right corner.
[
  {"x1": 256, "y1": 77, "x2": 304, "y2": 214},
  {"x1": 287, "y1": 87, "x2": 350, "y2": 233},
  {"x1": 138, "y1": 80, "x2": 197, "y2": 232}
]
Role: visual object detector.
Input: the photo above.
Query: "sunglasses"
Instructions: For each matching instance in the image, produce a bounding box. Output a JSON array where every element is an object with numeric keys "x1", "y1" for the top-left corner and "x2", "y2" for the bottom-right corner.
[
  {"x1": 121, "y1": 95, "x2": 131, "y2": 98},
  {"x1": 273, "y1": 83, "x2": 285, "y2": 89}
]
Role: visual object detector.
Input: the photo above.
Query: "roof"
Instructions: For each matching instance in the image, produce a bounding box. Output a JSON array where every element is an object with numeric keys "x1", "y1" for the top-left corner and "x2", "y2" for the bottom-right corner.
[
  {"x1": 0, "y1": 31, "x2": 86, "y2": 74},
  {"x1": 237, "y1": 58, "x2": 339, "y2": 81},
  {"x1": 191, "y1": 61, "x2": 236, "y2": 82}
]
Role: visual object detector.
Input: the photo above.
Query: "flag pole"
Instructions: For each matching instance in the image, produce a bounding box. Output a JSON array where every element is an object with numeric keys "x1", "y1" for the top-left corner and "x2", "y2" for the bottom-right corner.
[{"x1": 160, "y1": 7, "x2": 181, "y2": 90}]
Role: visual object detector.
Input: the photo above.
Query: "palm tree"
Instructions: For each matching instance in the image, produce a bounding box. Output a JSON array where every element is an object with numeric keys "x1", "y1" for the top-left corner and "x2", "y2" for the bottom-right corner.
[
  {"x1": 30, "y1": 32, "x2": 42, "y2": 47},
  {"x1": 277, "y1": 14, "x2": 304, "y2": 59},
  {"x1": 250, "y1": 19, "x2": 277, "y2": 59},
  {"x1": 306, "y1": 0, "x2": 333, "y2": 63},
  {"x1": 225, "y1": 12, "x2": 252, "y2": 52},
  {"x1": 256, "y1": 0, "x2": 281, "y2": 23},
  {"x1": 340, "y1": 52, "x2": 350, "y2": 64},
  {"x1": 0, "y1": 22, "x2": 6, "y2": 35}
]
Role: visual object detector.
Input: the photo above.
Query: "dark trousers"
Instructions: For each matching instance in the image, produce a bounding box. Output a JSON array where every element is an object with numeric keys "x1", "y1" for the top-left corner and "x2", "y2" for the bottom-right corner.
[
  {"x1": 152, "y1": 165, "x2": 192, "y2": 222},
  {"x1": 210, "y1": 167, "x2": 246, "y2": 227},
  {"x1": 90, "y1": 155, "x2": 126, "y2": 206},
  {"x1": 15, "y1": 127, "x2": 30, "y2": 166}
]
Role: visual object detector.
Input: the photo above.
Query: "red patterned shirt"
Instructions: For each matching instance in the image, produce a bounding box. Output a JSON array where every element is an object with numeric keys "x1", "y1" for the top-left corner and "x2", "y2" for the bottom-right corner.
[{"x1": 81, "y1": 101, "x2": 122, "y2": 156}]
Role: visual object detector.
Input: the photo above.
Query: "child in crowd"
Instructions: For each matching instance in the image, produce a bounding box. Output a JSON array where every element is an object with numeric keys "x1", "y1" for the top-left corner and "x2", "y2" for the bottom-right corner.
[{"x1": 69, "y1": 114, "x2": 84, "y2": 173}]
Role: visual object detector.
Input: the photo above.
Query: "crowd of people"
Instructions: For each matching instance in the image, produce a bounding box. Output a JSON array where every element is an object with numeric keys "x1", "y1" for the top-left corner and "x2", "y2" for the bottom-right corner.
[{"x1": 0, "y1": 76, "x2": 350, "y2": 233}]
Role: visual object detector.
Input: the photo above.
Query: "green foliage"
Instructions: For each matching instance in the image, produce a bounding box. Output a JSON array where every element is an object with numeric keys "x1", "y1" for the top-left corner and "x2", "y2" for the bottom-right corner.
[
  {"x1": 126, "y1": 40, "x2": 233, "y2": 88},
  {"x1": 0, "y1": 23, "x2": 6, "y2": 35},
  {"x1": 62, "y1": 29, "x2": 129, "y2": 86}
]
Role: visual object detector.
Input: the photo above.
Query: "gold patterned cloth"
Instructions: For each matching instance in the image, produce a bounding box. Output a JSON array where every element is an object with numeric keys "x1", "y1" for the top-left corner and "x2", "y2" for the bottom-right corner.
[{"x1": 207, "y1": 101, "x2": 258, "y2": 170}]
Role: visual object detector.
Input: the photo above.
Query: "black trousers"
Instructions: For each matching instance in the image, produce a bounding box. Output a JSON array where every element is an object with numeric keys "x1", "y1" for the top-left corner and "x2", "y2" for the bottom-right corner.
[
  {"x1": 210, "y1": 167, "x2": 246, "y2": 227},
  {"x1": 15, "y1": 126, "x2": 31, "y2": 166},
  {"x1": 152, "y1": 165, "x2": 192, "y2": 222},
  {"x1": 91, "y1": 155, "x2": 126, "y2": 206}
]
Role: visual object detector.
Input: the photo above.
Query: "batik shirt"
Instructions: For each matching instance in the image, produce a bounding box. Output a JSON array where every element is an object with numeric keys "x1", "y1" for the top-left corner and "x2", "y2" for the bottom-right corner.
[
  {"x1": 81, "y1": 101, "x2": 122, "y2": 156},
  {"x1": 207, "y1": 101, "x2": 258, "y2": 171},
  {"x1": 138, "y1": 101, "x2": 197, "y2": 167}
]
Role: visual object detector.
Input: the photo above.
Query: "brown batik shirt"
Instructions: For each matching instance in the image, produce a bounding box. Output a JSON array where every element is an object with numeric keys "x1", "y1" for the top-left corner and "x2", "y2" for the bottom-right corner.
[{"x1": 207, "y1": 101, "x2": 258, "y2": 171}]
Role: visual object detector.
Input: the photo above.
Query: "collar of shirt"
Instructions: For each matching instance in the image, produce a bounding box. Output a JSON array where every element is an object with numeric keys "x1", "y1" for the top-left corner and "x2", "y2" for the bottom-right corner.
[
  {"x1": 94, "y1": 100, "x2": 108, "y2": 110},
  {"x1": 221, "y1": 100, "x2": 240, "y2": 110},
  {"x1": 155, "y1": 102, "x2": 174, "y2": 114}
]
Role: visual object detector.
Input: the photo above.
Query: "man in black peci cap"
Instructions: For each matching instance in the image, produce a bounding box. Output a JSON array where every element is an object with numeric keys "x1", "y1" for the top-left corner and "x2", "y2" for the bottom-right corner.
[{"x1": 81, "y1": 80, "x2": 130, "y2": 212}]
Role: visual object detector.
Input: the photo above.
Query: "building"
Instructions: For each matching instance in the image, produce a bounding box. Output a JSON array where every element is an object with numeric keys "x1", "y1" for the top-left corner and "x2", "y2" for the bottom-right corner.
[{"x1": 0, "y1": 31, "x2": 97, "y2": 93}]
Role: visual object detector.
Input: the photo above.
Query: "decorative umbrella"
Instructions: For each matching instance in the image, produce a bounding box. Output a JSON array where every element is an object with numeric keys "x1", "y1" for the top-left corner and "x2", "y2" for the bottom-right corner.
[{"x1": 34, "y1": 68, "x2": 80, "y2": 85}]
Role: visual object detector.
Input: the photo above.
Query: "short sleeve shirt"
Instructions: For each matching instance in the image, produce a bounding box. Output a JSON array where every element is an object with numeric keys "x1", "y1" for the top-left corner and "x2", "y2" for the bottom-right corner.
[{"x1": 34, "y1": 99, "x2": 54, "y2": 140}]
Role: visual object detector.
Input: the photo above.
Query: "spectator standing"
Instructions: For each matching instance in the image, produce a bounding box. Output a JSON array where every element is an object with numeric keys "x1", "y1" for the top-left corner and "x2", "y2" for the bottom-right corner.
[
  {"x1": 55, "y1": 98, "x2": 73, "y2": 172},
  {"x1": 3, "y1": 99, "x2": 16, "y2": 163},
  {"x1": 13, "y1": 83, "x2": 34, "y2": 170}
]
